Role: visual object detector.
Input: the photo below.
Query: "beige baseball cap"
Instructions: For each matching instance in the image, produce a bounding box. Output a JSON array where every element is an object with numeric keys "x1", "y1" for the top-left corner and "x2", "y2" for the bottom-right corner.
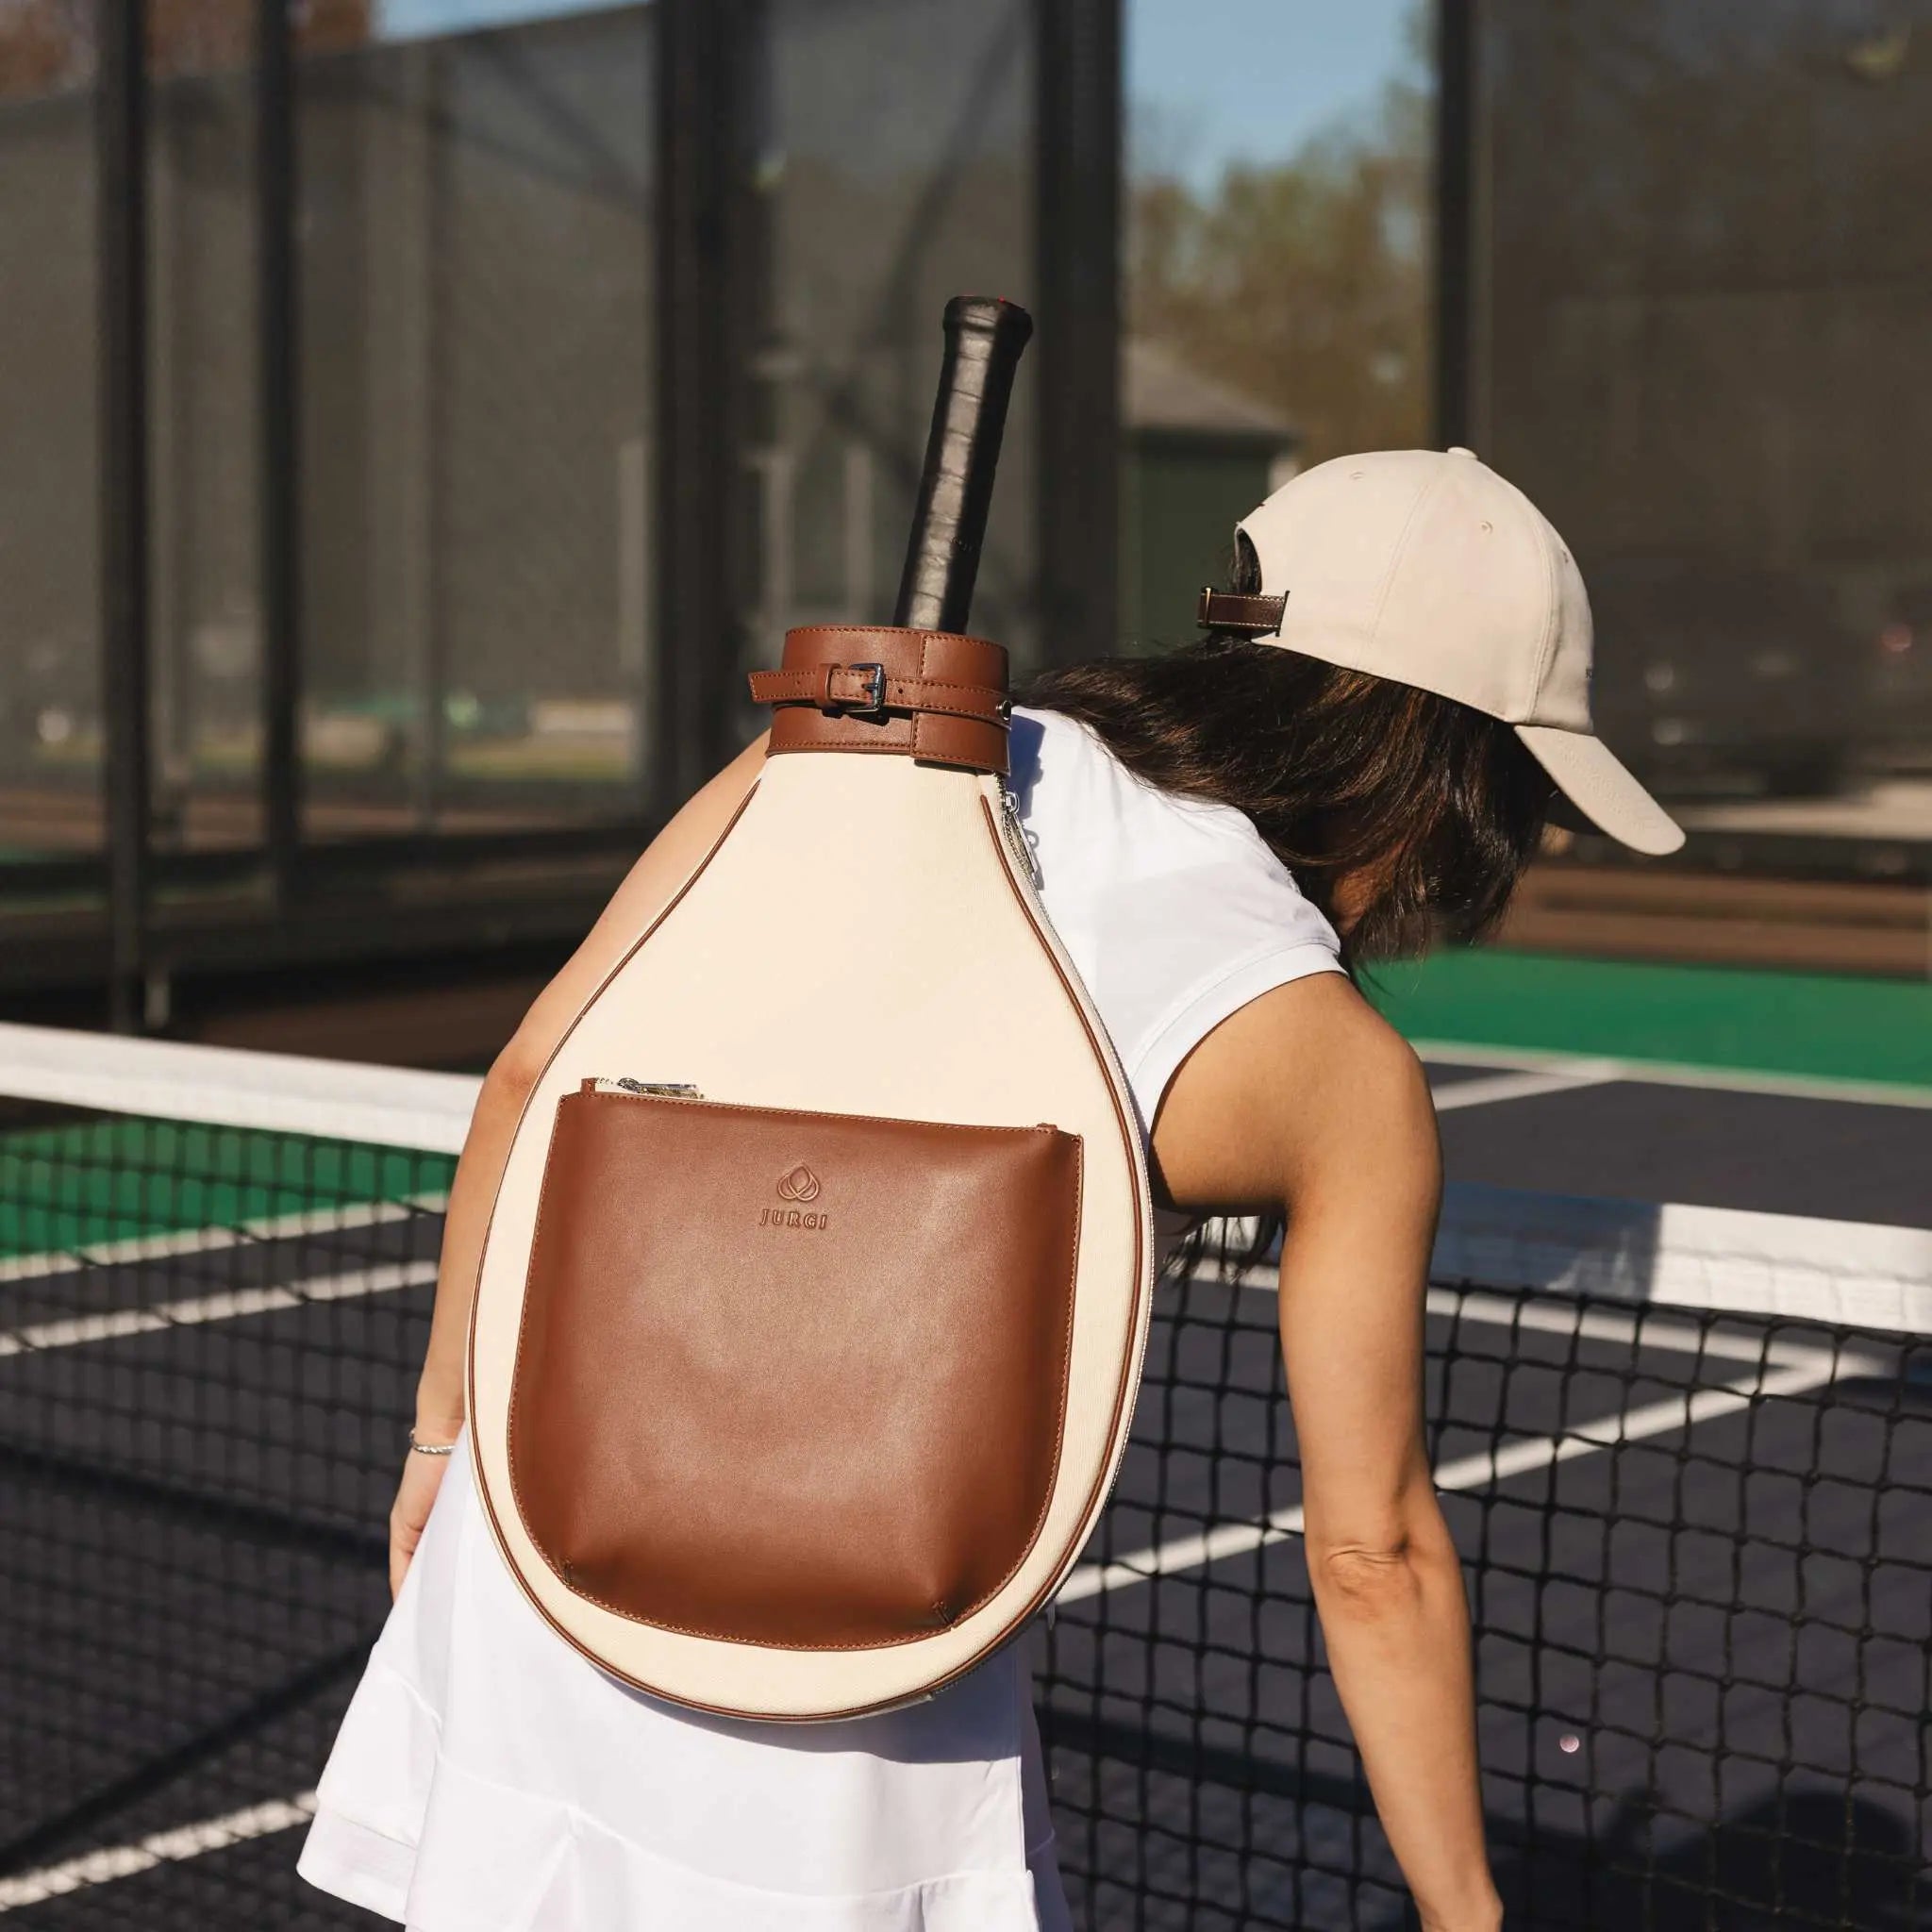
[{"x1": 1206, "y1": 446, "x2": 1684, "y2": 856}]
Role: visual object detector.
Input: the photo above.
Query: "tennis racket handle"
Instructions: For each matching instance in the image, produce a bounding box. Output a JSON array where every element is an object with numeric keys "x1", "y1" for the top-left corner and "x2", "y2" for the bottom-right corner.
[{"x1": 892, "y1": 296, "x2": 1034, "y2": 634}]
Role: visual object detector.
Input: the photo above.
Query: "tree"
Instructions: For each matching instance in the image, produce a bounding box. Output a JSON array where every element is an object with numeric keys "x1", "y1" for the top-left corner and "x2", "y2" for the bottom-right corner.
[{"x1": 1128, "y1": 15, "x2": 1433, "y2": 467}]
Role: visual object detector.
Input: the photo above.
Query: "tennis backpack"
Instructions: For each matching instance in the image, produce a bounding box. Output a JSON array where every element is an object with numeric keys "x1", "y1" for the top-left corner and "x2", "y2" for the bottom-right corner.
[{"x1": 464, "y1": 302, "x2": 1155, "y2": 1721}]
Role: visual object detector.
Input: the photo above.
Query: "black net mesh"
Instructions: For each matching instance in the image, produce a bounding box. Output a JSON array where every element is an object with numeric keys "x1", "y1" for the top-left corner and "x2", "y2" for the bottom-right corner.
[
  {"x1": 1044, "y1": 1271, "x2": 1932, "y2": 1929},
  {"x1": 0, "y1": 1102, "x2": 449, "y2": 1928},
  {"x1": 0, "y1": 1086, "x2": 1927, "y2": 1928}
]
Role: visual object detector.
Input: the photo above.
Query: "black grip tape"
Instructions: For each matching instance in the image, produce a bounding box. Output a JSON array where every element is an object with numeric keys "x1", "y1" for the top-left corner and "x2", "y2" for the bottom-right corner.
[{"x1": 891, "y1": 296, "x2": 1034, "y2": 635}]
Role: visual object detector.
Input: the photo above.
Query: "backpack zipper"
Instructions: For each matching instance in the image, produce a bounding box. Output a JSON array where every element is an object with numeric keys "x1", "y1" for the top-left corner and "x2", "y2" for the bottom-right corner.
[{"x1": 999, "y1": 781, "x2": 1041, "y2": 887}]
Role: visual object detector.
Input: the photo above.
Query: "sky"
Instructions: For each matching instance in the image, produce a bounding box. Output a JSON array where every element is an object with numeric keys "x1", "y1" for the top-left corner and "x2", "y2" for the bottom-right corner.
[
  {"x1": 377, "y1": 0, "x2": 625, "y2": 42},
  {"x1": 377, "y1": 0, "x2": 1421, "y2": 192},
  {"x1": 1126, "y1": 0, "x2": 1420, "y2": 189}
]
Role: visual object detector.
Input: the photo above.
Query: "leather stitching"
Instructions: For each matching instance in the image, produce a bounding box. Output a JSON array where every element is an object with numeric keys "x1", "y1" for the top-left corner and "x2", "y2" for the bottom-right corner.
[
  {"x1": 511, "y1": 1092, "x2": 1080, "y2": 1650},
  {"x1": 770, "y1": 722, "x2": 1009, "y2": 776},
  {"x1": 753, "y1": 675, "x2": 1008, "y2": 713},
  {"x1": 784, "y1": 623, "x2": 1000, "y2": 649},
  {"x1": 465, "y1": 782, "x2": 1150, "y2": 1719},
  {"x1": 504, "y1": 1099, "x2": 575, "y2": 1557},
  {"x1": 971, "y1": 793, "x2": 1152, "y2": 1638},
  {"x1": 470, "y1": 784, "x2": 761, "y2": 1612},
  {"x1": 563, "y1": 1090, "x2": 1067, "y2": 1136}
]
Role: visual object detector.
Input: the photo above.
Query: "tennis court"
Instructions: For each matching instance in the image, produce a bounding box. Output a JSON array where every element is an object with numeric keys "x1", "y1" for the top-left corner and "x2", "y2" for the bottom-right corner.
[{"x1": 0, "y1": 1023, "x2": 1926, "y2": 1928}]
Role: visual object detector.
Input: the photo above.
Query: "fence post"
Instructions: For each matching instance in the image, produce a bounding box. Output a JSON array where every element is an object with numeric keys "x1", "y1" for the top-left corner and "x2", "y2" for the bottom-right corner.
[
  {"x1": 1035, "y1": 0, "x2": 1122, "y2": 668},
  {"x1": 258, "y1": 0, "x2": 302, "y2": 903},
  {"x1": 1435, "y1": 0, "x2": 1477, "y2": 452},
  {"x1": 98, "y1": 0, "x2": 152, "y2": 1033},
  {"x1": 654, "y1": 0, "x2": 750, "y2": 812}
]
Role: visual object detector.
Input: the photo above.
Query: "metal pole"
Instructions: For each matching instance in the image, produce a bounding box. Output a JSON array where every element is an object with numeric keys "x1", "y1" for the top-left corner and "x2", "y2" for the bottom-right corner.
[
  {"x1": 258, "y1": 0, "x2": 302, "y2": 901},
  {"x1": 1434, "y1": 0, "x2": 1476, "y2": 451},
  {"x1": 1035, "y1": 0, "x2": 1121, "y2": 668},
  {"x1": 97, "y1": 0, "x2": 152, "y2": 1033},
  {"x1": 654, "y1": 0, "x2": 744, "y2": 810}
]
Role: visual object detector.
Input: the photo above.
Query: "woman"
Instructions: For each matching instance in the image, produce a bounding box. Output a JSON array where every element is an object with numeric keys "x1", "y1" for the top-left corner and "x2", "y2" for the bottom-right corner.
[{"x1": 299, "y1": 447, "x2": 1681, "y2": 1931}]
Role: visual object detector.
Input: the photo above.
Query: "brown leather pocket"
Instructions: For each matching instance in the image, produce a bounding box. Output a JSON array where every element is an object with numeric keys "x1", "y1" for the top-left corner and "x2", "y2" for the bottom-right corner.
[{"x1": 508, "y1": 1086, "x2": 1081, "y2": 1650}]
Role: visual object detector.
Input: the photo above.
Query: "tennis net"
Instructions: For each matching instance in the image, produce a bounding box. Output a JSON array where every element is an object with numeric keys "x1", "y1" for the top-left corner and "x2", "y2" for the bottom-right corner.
[{"x1": 0, "y1": 1022, "x2": 1925, "y2": 1929}]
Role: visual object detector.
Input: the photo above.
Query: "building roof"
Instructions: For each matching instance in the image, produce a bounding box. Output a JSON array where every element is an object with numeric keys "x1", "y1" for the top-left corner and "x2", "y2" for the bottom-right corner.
[{"x1": 1123, "y1": 338, "x2": 1301, "y2": 446}]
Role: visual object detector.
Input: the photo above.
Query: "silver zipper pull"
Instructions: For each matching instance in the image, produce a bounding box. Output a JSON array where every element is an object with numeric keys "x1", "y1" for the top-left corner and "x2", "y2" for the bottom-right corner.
[{"x1": 999, "y1": 783, "x2": 1041, "y2": 887}]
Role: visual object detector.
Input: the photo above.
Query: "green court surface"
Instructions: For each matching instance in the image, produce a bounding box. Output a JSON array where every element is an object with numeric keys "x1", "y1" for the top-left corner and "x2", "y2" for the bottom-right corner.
[
  {"x1": 2, "y1": 950, "x2": 1923, "y2": 1261},
  {"x1": 1369, "y1": 946, "x2": 1932, "y2": 1091},
  {"x1": 0, "y1": 1116, "x2": 455, "y2": 1261}
]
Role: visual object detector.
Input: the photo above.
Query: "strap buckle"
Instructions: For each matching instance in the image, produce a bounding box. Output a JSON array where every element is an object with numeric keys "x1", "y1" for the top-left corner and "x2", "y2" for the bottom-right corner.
[{"x1": 841, "y1": 661, "x2": 889, "y2": 717}]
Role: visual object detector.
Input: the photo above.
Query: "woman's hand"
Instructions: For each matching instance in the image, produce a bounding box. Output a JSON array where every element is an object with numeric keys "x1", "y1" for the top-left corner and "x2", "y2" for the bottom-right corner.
[
  {"x1": 399, "y1": 731, "x2": 772, "y2": 1531},
  {"x1": 391, "y1": 738, "x2": 771, "y2": 1603},
  {"x1": 389, "y1": 1441, "x2": 455, "y2": 1599}
]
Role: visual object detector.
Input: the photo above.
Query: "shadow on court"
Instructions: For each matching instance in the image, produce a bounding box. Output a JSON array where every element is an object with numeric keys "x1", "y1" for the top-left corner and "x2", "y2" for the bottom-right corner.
[
  {"x1": 1053, "y1": 1759, "x2": 1924, "y2": 1931},
  {"x1": 1491, "y1": 1785, "x2": 1923, "y2": 1932}
]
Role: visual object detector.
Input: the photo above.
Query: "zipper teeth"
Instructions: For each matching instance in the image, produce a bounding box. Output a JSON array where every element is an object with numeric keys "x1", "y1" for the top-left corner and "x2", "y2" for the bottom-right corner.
[
  {"x1": 983, "y1": 782, "x2": 1151, "y2": 1220},
  {"x1": 591, "y1": 1078, "x2": 703, "y2": 1099},
  {"x1": 978, "y1": 777, "x2": 1158, "y2": 1586}
]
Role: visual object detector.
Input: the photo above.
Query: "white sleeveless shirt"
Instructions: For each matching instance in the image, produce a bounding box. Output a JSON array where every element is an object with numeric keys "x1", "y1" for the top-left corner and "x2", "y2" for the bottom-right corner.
[{"x1": 298, "y1": 708, "x2": 1341, "y2": 1932}]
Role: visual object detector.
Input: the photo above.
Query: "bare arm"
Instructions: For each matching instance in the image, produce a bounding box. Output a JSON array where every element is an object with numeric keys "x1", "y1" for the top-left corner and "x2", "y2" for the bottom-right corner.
[
  {"x1": 390, "y1": 733, "x2": 767, "y2": 1592},
  {"x1": 1153, "y1": 974, "x2": 1500, "y2": 1932}
]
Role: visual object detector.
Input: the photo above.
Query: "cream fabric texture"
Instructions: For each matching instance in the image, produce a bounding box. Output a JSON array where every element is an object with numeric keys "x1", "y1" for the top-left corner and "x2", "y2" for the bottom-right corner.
[
  {"x1": 297, "y1": 706, "x2": 1341, "y2": 1930},
  {"x1": 1235, "y1": 446, "x2": 1684, "y2": 855},
  {"x1": 467, "y1": 745, "x2": 1154, "y2": 1718}
]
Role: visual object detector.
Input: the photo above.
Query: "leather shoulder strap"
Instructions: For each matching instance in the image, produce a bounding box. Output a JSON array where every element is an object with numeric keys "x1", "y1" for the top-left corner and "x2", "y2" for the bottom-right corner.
[{"x1": 748, "y1": 625, "x2": 1011, "y2": 776}]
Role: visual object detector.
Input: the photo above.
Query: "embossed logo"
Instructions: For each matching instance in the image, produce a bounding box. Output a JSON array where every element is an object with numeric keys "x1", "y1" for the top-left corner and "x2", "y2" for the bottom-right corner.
[{"x1": 762, "y1": 1164, "x2": 827, "y2": 1230}]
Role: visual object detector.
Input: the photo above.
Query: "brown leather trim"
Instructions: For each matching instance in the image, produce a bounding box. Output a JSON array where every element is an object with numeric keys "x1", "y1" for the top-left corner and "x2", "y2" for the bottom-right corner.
[
  {"x1": 766, "y1": 708, "x2": 1010, "y2": 774},
  {"x1": 780, "y1": 624, "x2": 1008, "y2": 682},
  {"x1": 463, "y1": 789, "x2": 763, "y2": 1645},
  {"x1": 1197, "y1": 588, "x2": 1288, "y2": 635},
  {"x1": 464, "y1": 773, "x2": 1151, "y2": 1723},
  {"x1": 964, "y1": 792, "x2": 1151, "y2": 1645},
  {"x1": 508, "y1": 1091, "x2": 1082, "y2": 1650},
  {"x1": 748, "y1": 664, "x2": 1008, "y2": 726},
  {"x1": 754, "y1": 625, "x2": 1011, "y2": 776}
]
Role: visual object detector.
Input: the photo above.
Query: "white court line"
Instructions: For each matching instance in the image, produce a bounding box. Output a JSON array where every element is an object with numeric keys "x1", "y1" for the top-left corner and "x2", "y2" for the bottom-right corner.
[
  {"x1": 1060, "y1": 1349, "x2": 1857, "y2": 1604},
  {"x1": 0, "y1": 1259, "x2": 440, "y2": 1356},
  {"x1": 1232, "y1": 1266, "x2": 1867, "y2": 1371},
  {"x1": 0, "y1": 1338, "x2": 1873, "y2": 1912},
  {"x1": 1430, "y1": 1064, "x2": 1623, "y2": 1111},
  {"x1": 1413, "y1": 1039, "x2": 1932, "y2": 1112},
  {"x1": 0, "y1": 1192, "x2": 449, "y2": 1288},
  {"x1": 8, "y1": 1239, "x2": 1757, "y2": 1364},
  {"x1": 1424, "y1": 1285, "x2": 1869, "y2": 1372},
  {"x1": 0, "y1": 1792, "x2": 315, "y2": 1912},
  {"x1": 0, "y1": 1250, "x2": 1892, "y2": 1908}
]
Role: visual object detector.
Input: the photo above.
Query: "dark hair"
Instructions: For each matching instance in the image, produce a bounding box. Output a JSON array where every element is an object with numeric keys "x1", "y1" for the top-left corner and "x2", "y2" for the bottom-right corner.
[
  {"x1": 1022, "y1": 543, "x2": 1555, "y2": 1279},
  {"x1": 1020, "y1": 543, "x2": 1555, "y2": 970}
]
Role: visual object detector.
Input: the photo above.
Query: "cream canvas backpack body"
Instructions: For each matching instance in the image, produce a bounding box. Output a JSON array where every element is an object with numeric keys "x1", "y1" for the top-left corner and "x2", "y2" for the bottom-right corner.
[{"x1": 465, "y1": 301, "x2": 1155, "y2": 1720}]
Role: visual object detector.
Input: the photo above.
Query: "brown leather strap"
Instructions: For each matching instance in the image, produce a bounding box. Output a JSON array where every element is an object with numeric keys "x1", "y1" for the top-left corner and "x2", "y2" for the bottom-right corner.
[
  {"x1": 750, "y1": 625, "x2": 1012, "y2": 775},
  {"x1": 1197, "y1": 588, "x2": 1288, "y2": 635},
  {"x1": 747, "y1": 664, "x2": 1008, "y2": 726}
]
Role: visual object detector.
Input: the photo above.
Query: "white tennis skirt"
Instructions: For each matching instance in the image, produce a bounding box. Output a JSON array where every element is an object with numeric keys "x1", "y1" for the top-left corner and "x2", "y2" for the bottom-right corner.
[{"x1": 297, "y1": 1432, "x2": 1071, "y2": 1931}]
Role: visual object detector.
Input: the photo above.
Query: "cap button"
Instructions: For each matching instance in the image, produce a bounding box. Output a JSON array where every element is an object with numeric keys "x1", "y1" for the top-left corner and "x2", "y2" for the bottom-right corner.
[{"x1": 1446, "y1": 445, "x2": 1478, "y2": 459}]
